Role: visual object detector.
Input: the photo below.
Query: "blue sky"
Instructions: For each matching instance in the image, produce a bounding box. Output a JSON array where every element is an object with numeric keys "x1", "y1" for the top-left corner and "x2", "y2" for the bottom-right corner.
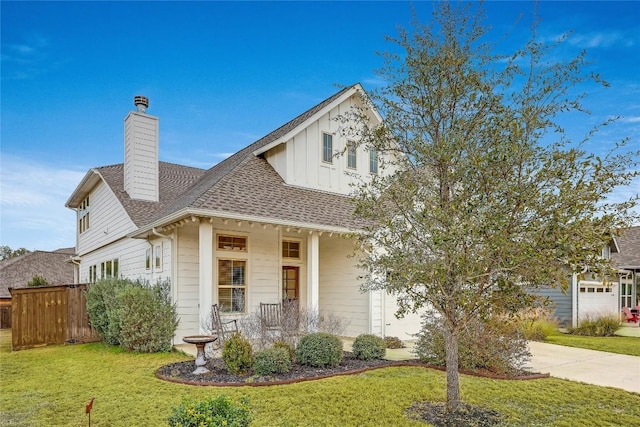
[{"x1": 1, "y1": 1, "x2": 639, "y2": 251}]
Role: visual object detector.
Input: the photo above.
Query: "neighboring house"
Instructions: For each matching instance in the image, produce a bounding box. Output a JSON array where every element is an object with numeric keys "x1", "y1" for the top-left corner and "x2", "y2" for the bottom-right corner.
[
  {"x1": 539, "y1": 228, "x2": 640, "y2": 327},
  {"x1": 0, "y1": 248, "x2": 76, "y2": 328},
  {"x1": 66, "y1": 85, "x2": 422, "y2": 342},
  {"x1": 612, "y1": 226, "x2": 640, "y2": 310}
]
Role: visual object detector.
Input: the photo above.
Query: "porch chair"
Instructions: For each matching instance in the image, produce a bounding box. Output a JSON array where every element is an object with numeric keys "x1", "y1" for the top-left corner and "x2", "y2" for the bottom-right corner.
[
  {"x1": 259, "y1": 302, "x2": 283, "y2": 332},
  {"x1": 622, "y1": 306, "x2": 638, "y2": 323},
  {"x1": 211, "y1": 303, "x2": 239, "y2": 343}
]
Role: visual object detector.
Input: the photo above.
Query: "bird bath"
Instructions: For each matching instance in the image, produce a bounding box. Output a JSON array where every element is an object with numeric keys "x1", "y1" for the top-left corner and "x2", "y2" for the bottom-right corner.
[{"x1": 182, "y1": 335, "x2": 218, "y2": 374}]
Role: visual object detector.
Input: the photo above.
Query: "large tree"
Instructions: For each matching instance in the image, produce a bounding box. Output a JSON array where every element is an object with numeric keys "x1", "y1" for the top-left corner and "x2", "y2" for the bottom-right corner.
[{"x1": 343, "y1": 2, "x2": 639, "y2": 414}]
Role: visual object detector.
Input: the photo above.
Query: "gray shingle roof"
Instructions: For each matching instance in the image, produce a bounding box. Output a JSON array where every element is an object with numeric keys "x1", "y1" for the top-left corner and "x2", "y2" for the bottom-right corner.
[
  {"x1": 92, "y1": 85, "x2": 364, "y2": 233},
  {"x1": 0, "y1": 251, "x2": 75, "y2": 298},
  {"x1": 613, "y1": 226, "x2": 640, "y2": 269},
  {"x1": 98, "y1": 161, "x2": 206, "y2": 227}
]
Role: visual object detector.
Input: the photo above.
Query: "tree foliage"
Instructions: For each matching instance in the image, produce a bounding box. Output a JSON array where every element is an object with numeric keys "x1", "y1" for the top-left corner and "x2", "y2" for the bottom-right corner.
[
  {"x1": 0, "y1": 246, "x2": 30, "y2": 261},
  {"x1": 341, "y1": 1, "x2": 639, "y2": 413}
]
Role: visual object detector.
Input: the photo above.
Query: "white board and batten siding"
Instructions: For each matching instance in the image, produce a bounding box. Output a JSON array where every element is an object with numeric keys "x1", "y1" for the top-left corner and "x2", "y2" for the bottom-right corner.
[{"x1": 265, "y1": 95, "x2": 375, "y2": 196}]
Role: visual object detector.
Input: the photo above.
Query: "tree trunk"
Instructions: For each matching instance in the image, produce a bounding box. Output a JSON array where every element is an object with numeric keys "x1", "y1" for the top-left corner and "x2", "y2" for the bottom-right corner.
[{"x1": 444, "y1": 322, "x2": 461, "y2": 413}]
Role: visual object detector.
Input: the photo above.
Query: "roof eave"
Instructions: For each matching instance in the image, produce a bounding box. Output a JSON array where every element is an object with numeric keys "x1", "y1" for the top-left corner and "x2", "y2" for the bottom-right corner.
[
  {"x1": 65, "y1": 169, "x2": 103, "y2": 208},
  {"x1": 128, "y1": 208, "x2": 360, "y2": 239},
  {"x1": 252, "y1": 84, "x2": 380, "y2": 156}
]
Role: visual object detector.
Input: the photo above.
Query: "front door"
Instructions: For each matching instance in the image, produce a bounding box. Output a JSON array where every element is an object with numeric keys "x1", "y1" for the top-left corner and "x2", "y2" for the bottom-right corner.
[{"x1": 282, "y1": 266, "x2": 299, "y2": 302}]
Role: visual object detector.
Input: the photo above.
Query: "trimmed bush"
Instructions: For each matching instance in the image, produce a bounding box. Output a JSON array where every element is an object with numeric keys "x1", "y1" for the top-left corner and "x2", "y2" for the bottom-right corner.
[
  {"x1": 296, "y1": 332, "x2": 343, "y2": 368},
  {"x1": 384, "y1": 336, "x2": 405, "y2": 349},
  {"x1": 167, "y1": 395, "x2": 252, "y2": 427},
  {"x1": 85, "y1": 278, "x2": 178, "y2": 351},
  {"x1": 352, "y1": 334, "x2": 386, "y2": 360},
  {"x1": 273, "y1": 339, "x2": 295, "y2": 362},
  {"x1": 569, "y1": 314, "x2": 620, "y2": 337},
  {"x1": 222, "y1": 333, "x2": 253, "y2": 375},
  {"x1": 254, "y1": 347, "x2": 292, "y2": 375}
]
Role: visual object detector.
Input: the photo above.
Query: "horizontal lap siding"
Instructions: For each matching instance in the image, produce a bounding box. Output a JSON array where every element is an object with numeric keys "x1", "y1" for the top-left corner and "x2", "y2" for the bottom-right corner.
[
  {"x1": 319, "y1": 236, "x2": 368, "y2": 337},
  {"x1": 175, "y1": 225, "x2": 199, "y2": 342},
  {"x1": 536, "y1": 285, "x2": 572, "y2": 326}
]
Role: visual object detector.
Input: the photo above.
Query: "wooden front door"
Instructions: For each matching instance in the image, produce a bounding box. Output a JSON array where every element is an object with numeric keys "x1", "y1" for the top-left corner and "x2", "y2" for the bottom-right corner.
[{"x1": 282, "y1": 266, "x2": 299, "y2": 302}]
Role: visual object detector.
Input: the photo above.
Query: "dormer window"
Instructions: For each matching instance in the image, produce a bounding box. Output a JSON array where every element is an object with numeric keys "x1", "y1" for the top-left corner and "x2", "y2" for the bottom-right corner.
[
  {"x1": 78, "y1": 196, "x2": 90, "y2": 234},
  {"x1": 322, "y1": 133, "x2": 333, "y2": 164}
]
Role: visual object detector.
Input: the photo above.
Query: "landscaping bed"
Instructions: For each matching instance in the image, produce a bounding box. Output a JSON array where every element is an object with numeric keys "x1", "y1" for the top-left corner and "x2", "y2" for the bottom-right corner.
[{"x1": 156, "y1": 352, "x2": 548, "y2": 386}]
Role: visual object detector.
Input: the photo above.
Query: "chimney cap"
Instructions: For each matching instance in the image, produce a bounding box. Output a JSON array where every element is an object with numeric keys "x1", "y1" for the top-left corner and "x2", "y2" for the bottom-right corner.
[{"x1": 134, "y1": 95, "x2": 149, "y2": 113}]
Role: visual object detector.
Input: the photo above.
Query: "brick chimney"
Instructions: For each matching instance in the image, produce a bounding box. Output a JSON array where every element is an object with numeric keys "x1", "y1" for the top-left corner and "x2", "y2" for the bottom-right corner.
[{"x1": 123, "y1": 96, "x2": 159, "y2": 202}]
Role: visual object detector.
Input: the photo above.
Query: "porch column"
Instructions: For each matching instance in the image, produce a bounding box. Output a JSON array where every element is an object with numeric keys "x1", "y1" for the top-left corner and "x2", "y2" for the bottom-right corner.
[
  {"x1": 199, "y1": 220, "x2": 213, "y2": 333},
  {"x1": 306, "y1": 232, "x2": 320, "y2": 317}
]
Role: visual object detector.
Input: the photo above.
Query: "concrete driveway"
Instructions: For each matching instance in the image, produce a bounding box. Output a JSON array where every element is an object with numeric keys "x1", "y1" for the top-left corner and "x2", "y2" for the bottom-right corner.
[{"x1": 526, "y1": 341, "x2": 640, "y2": 394}]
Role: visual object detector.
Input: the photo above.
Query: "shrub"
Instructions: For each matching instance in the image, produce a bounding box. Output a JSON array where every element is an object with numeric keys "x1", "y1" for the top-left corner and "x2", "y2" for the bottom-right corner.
[
  {"x1": 352, "y1": 334, "x2": 386, "y2": 360},
  {"x1": 273, "y1": 339, "x2": 295, "y2": 362},
  {"x1": 27, "y1": 275, "x2": 48, "y2": 287},
  {"x1": 296, "y1": 332, "x2": 343, "y2": 368},
  {"x1": 85, "y1": 278, "x2": 178, "y2": 351},
  {"x1": 414, "y1": 311, "x2": 530, "y2": 375},
  {"x1": 118, "y1": 280, "x2": 178, "y2": 352},
  {"x1": 384, "y1": 336, "x2": 405, "y2": 349},
  {"x1": 516, "y1": 308, "x2": 559, "y2": 341},
  {"x1": 222, "y1": 333, "x2": 253, "y2": 375},
  {"x1": 568, "y1": 314, "x2": 620, "y2": 337},
  {"x1": 167, "y1": 395, "x2": 252, "y2": 427},
  {"x1": 85, "y1": 278, "x2": 129, "y2": 345},
  {"x1": 254, "y1": 347, "x2": 292, "y2": 375}
]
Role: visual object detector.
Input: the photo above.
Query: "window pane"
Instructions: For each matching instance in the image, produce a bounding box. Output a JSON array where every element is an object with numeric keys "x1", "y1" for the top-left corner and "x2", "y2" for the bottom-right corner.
[
  {"x1": 323, "y1": 133, "x2": 333, "y2": 163},
  {"x1": 218, "y1": 288, "x2": 233, "y2": 312},
  {"x1": 369, "y1": 148, "x2": 378, "y2": 174},
  {"x1": 347, "y1": 144, "x2": 357, "y2": 169},
  {"x1": 218, "y1": 235, "x2": 246, "y2": 251},
  {"x1": 218, "y1": 260, "x2": 232, "y2": 286}
]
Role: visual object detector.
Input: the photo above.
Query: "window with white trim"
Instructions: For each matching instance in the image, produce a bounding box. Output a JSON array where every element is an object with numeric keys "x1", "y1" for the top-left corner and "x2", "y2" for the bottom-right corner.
[
  {"x1": 155, "y1": 244, "x2": 162, "y2": 271},
  {"x1": 218, "y1": 259, "x2": 247, "y2": 313},
  {"x1": 218, "y1": 235, "x2": 247, "y2": 251},
  {"x1": 347, "y1": 142, "x2": 357, "y2": 169},
  {"x1": 369, "y1": 148, "x2": 378, "y2": 174},
  {"x1": 145, "y1": 248, "x2": 151, "y2": 270},
  {"x1": 89, "y1": 265, "x2": 97, "y2": 284},
  {"x1": 322, "y1": 133, "x2": 333, "y2": 163},
  {"x1": 78, "y1": 196, "x2": 90, "y2": 234},
  {"x1": 282, "y1": 240, "x2": 300, "y2": 259},
  {"x1": 101, "y1": 259, "x2": 119, "y2": 279}
]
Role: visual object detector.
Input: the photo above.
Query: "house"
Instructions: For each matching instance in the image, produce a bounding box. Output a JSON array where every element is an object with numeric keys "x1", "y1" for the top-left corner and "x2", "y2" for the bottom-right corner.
[
  {"x1": 612, "y1": 226, "x2": 640, "y2": 310},
  {"x1": 0, "y1": 248, "x2": 76, "y2": 328},
  {"x1": 539, "y1": 228, "x2": 640, "y2": 327},
  {"x1": 65, "y1": 84, "x2": 422, "y2": 343}
]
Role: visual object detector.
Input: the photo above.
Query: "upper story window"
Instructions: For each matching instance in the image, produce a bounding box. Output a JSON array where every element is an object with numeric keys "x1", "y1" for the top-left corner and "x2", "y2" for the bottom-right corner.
[
  {"x1": 282, "y1": 240, "x2": 300, "y2": 259},
  {"x1": 78, "y1": 196, "x2": 90, "y2": 234},
  {"x1": 322, "y1": 133, "x2": 333, "y2": 164},
  {"x1": 347, "y1": 142, "x2": 357, "y2": 170},
  {"x1": 369, "y1": 148, "x2": 378, "y2": 174},
  {"x1": 218, "y1": 235, "x2": 247, "y2": 251}
]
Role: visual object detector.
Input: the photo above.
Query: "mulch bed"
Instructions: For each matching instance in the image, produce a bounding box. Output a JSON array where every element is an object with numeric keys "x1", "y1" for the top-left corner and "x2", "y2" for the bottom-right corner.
[{"x1": 156, "y1": 352, "x2": 548, "y2": 387}]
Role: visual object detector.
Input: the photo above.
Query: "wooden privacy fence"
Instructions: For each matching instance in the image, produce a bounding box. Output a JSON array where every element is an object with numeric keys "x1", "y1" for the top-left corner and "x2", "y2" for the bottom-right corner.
[{"x1": 10, "y1": 284, "x2": 98, "y2": 351}]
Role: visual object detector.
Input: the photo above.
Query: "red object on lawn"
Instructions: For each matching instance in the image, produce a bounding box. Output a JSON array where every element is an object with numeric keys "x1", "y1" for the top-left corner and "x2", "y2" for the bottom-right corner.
[{"x1": 622, "y1": 307, "x2": 638, "y2": 323}]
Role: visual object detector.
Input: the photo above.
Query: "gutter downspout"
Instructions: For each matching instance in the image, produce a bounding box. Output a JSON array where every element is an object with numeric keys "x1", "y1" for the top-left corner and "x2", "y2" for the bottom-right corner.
[{"x1": 70, "y1": 257, "x2": 81, "y2": 284}]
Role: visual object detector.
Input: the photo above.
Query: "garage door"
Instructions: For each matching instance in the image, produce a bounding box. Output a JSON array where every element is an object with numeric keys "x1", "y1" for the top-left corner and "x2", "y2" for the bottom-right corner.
[{"x1": 577, "y1": 280, "x2": 618, "y2": 321}]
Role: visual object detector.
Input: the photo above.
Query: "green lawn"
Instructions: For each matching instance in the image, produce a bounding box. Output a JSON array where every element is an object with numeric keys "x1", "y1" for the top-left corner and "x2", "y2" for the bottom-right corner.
[
  {"x1": 1, "y1": 329, "x2": 639, "y2": 426},
  {"x1": 544, "y1": 330, "x2": 640, "y2": 356}
]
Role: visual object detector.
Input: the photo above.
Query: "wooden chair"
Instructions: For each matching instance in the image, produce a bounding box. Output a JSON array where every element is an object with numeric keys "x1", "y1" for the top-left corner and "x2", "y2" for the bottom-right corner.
[
  {"x1": 211, "y1": 303, "x2": 239, "y2": 343},
  {"x1": 259, "y1": 302, "x2": 282, "y2": 332},
  {"x1": 622, "y1": 306, "x2": 638, "y2": 323}
]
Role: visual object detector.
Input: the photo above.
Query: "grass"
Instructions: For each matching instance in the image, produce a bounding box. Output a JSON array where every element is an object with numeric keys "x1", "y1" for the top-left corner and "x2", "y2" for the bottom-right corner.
[
  {"x1": 544, "y1": 331, "x2": 640, "y2": 356},
  {"x1": 1, "y1": 330, "x2": 639, "y2": 426}
]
